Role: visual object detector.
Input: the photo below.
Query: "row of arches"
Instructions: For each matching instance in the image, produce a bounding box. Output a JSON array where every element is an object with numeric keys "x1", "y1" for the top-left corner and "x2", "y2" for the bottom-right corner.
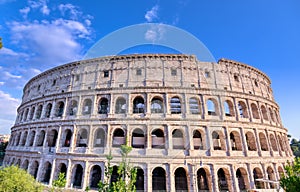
[
  {"x1": 9, "y1": 125, "x2": 291, "y2": 157},
  {"x1": 6, "y1": 157, "x2": 285, "y2": 191},
  {"x1": 16, "y1": 94, "x2": 280, "y2": 125}
]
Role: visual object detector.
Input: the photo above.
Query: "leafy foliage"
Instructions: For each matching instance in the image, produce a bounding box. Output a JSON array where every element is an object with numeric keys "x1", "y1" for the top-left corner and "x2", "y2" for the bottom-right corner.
[
  {"x1": 290, "y1": 138, "x2": 300, "y2": 157},
  {"x1": 0, "y1": 37, "x2": 2, "y2": 49},
  {"x1": 280, "y1": 157, "x2": 300, "y2": 192},
  {"x1": 0, "y1": 165, "x2": 43, "y2": 192},
  {"x1": 98, "y1": 144, "x2": 137, "y2": 192},
  {"x1": 52, "y1": 172, "x2": 67, "y2": 191}
]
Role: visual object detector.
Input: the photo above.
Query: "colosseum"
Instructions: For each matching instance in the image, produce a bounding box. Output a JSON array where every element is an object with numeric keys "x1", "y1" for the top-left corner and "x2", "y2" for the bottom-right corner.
[{"x1": 4, "y1": 54, "x2": 293, "y2": 191}]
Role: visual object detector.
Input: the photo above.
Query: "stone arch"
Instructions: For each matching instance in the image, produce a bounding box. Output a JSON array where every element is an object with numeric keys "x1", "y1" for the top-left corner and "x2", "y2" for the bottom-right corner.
[
  {"x1": 15, "y1": 132, "x2": 21, "y2": 146},
  {"x1": 76, "y1": 128, "x2": 88, "y2": 147},
  {"x1": 238, "y1": 101, "x2": 249, "y2": 118},
  {"x1": 217, "y1": 168, "x2": 231, "y2": 191},
  {"x1": 269, "y1": 134, "x2": 278, "y2": 151},
  {"x1": 68, "y1": 100, "x2": 78, "y2": 116},
  {"x1": 245, "y1": 131, "x2": 257, "y2": 151},
  {"x1": 267, "y1": 166, "x2": 276, "y2": 189},
  {"x1": 277, "y1": 135, "x2": 284, "y2": 151},
  {"x1": 189, "y1": 97, "x2": 201, "y2": 114},
  {"x1": 110, "y1": 165, "x2": 119, "y2": 184},
  {"x1": 112, "y1": 128, "x2": 125, "y2": 147},
  {"x1": 115, "y1": 97, "x2": 127, "y2": 114},
  {"x1": 269, "y1": 107, "x2": 275, "y2": 122},
  {"x1": 45, "y1": 103, "x2": 52, "y2": 118},
  {"x1": 56, "y1": 162, "x2": 67, "y2": 180},
  {"x1": 55, "y1": 101, "x2": 65, "y2": 117},
  {"x1": 89, "y1": 165, "x2": 102, "y2": 189},
  {"x1": 212, "y1": 131, "x2": 226, "y2": 150},
  {"x1": 236, "y1": 167, "x2": 249, "y2": 190},
  {"x1": 278, "y1": 166, "x2": 284, "y2": 179},
  {"x1": 24, "y1": 108, "x2": 29, "y2": 121},
  {"x1": 63, "y1": 129, "x2": 72, "y2": 147},
  {"x1": 170, "y1": 96, "x2": 182, "y2": 114},
  {"x1": 36, "y1": 130, "x2": 45, "y2": 147},
  {"x1": 152, "y1": 167, "x2": 166, "y2": 191},
  {"x1": 132, "y1": 128, "x2": 145, "y2": 148},
  {"x1": 151, "y1": 129, "x2": 165, "y2": 149},
  {"x1": 16, "y1": 158, "x2": 21, "y2": 167},
  {"x1": 230, "y1": 131, "x2": 243, "y2": 151},
  {"x1": 42, "y1": 161, "x2": 52, "y2": 184},
  {"x1": 133, "y1": 96, "x2": 145, "y2": 114},
  {"x1": 20, "y1": 131, "x2": 28, "y2": 146},
  {"x1": 172, "y1": 129, "x2": 184, "y2": 149},
  {"x1": 174, "y1": 167, "x2": 188, "y2": 191},
  {"x1": 151, "y1": 96, "x2": 164, "y2": 113},
  {"x1": 22, "y1": 159, "x2": 29, "y2": 171},
  {"x1": 29, "y1": 106, "x2": 35, "y2": 120},
  {"x1": 224, "y1": 100, "x2": 235, "y2": 117},
  {"x1": 193, "y1": 129, "x2": 205, "y2": 150},
  {"x1": 261, "y1": 105, "x2": 268, "y2": 121},
  {"x1": 207, "y1": 98, "x2": 218, "y2": 116},
  {"x1": 28, "y1": 130, "x2": 36, "y2": 146},
  {"x1": 98, "y1": 97, "x2": 109, "y2": 114},
  {"x1": 30, "y1": 160, "x2": 39, "y2": 179},
  {"x1": 93, "y1": 128, "x2": 106, "y2": 147},
  {"x1": 72, "y1": 164, "x2": 84, "y2": 188},
  {"x1": 197, "y1": 167, "x2": 211, "y2": 191},
  {"x1": 82, "y1": 98, "x2": 92, "y2": 115},
  {"x1": 36, "y1": 104, "x2": 43, "y2": 119},
  {"x1": 135, "y1": 167, "x2": 144, "y2": 191},
  {"x1": 259, "y1": 132, "x2": 269, "y2": 151},
  {"x1": 48, "y1": 129, "x2": 58, "y2": 147},
  {"x1": 253, "y1": 167, "x2": 264, "y2": 189},
  {"x1": 251, "y1": 103, "x2": 260, "y2": 119}
]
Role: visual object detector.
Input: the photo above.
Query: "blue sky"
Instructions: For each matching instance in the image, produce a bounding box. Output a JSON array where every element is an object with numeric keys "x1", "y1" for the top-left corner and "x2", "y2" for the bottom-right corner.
[{"x1": 0, "y1": 0, "x2": 300, "y2": 138}]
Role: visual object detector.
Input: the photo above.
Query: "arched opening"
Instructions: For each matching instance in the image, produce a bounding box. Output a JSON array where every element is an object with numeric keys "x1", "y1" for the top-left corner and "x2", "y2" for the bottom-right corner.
[
  {"x1": 48, "y1": 129, "x2": 58, "y2": 147},
  {"x1": 236, "y1": 168, "x2": 248, "y2": 190},
  {"x1": 43, "y1": 162, "x2": 52, "y2": 184},
  {"x1": 72, "y1": 164, "x2": 83, "y2": 188},
  {"x1": 151, "y1": 97, "x2": 164, "y2": 113},
  {"x1": 207, "y1": 99, "x2": 217, "y2": 115},
  {"x1": 245, "y1": 132, "x2": 257, "y2": 151},
  {"x1": 76, "y1": 129, "x2": 88, "y2": 147},
  {"x1": 55, "y1": 101, "x2": 65, "y2": 117},
  {"x1": 224, "y1": 100, "x2": 235, "y2": 117},
  {"x1": 172, "y1": 129, "x2": 184, "y2": 149},
  {"x1": 277, "y1": 135, "x2": 284, "y2": 151},
  {"x1": 68, "y1": 100, "x2": 78, "y2": 116},
  {"x1": 193, "y1": 130, "x2": 204, "y2": 150},
  {"x1": 94, "y1": 128, "x2": 105, "y2": 147},
  {"x1": 175, "y1": 167, "x2": 188, "y2": 191},
  {"x1": 238, "y1": 101, "x2": 248, "y2": 118},
  {"x1": 212, "y1": 131, "x2": 225, "y2": 150},
  {"x1": 58, "y1": 163, "x2": 67, "y2": 178},
  {"x1": 197, "y1": 168, "x2": 209, "y2": 190},
  {"x1": 278, "y1": 166, "x2": 284, "y2": 179},
  {"x1": 22, "y1": 159, "x2": 29, "y2": 171},
  {"x1": 135, "y1": 168, "x2": 144, "y2": 191},
  {"x1": 36, "y1": 130, "x2": 45, "y2": 146},
  {"x1": 189, "y1": 97, "x2": 200, "y2": 114},
  {"x1": 251, "y1": 103, "x2": 260, "y2": 119},
  {"x1": 259, "y1": 132, "x2": 269, "y2": 151},
  {"x1": 133, "y1": 96, "x2": 145, "y2": 113},
  {"x1": 267, "y1": 166, "x2": 276, "y2": 189},
  {"x1": 63, "y1": 129, "x2": 72, "y2": 147},
  {"x1": 115, "y1": 97, "x2": 127, "y2": 114},
  {"x1": 269, "y1": 108, "x2": 275, "y2": 122},
  {"x1": 29, "y1": 107, "x2": 35, "y2": 120},
  {"x1": 82, "y1": 99, "x2": 92, "y2": 115},
  {"x1": 110, "y1": 166, "x2": 119, "y2": 184},
  {"x1": 230, "y1": 131, "x2": 242, "y2": 151},
  {"x1": 151, "y1": 129, "x2": 165, "y2": 149},
  {"x1": 36, "y1": 105, "x2": 43, "y2": 119},
  {"x1": 28, "y1": 131, "x2": 36, "y2": 146},
  {"x1": 20, "y1": 131, "x2": 28, "y2": 146},
  {"x1": 132, "y1": 128, "x2": 145, "y2": 148},
  {"x1": 45, "y1": 103, "x2": 52, "y2": 118},
  {"x1": 112, "y1": 128, "x2": 125, "y2": 147},
  {"x1": 261, "y1": 105, "x2": 268, "y2": 121},
  {"x1": 30, "y1": 161, "x2": 39, "y2": 179},
  {"x1": 15, "y1": 132, "x2": 21, "y2": 146},
  {"x1": 152, "y1": 167, "x2": 166, "y2": 191},
  {"x1": 170, "y1": 96, "x2": 181, "y2": 114},
  {"x1": 90, "y1": 165, "x2": 102, "y2": 189},
  {"x1": 217, "y1": 168, "x2": 229, "y2": 191},
  {"x1": 253, "y1": 167, "x2": 264, "y2": 189},
  {"x1": 16, "y1": 159, "x2": 21, "y2": 167},
  {"x1": 24, "y1": 108, "x2": 29, "y2": 121},
  {"x1": 98, "y1": 98, "x2": 109, "y2": 114},
  {"x1": 269, "y1": 134, "x2": 278, "y2": 151}
]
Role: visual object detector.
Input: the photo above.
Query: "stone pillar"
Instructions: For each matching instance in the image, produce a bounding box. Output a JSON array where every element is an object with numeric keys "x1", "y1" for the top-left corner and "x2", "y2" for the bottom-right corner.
[
  {"x1": 264, "y1": 129, "x2": 273, "y2": 156},
  {"x1": 167, "y1": 164, "x2": 174, "y2": 192},
  {"x1": 56, "y1": 125, "x2": 62, "y2": 151},
  {"x1": 246, "y1": 163, "x2": 255, "y2": 189},
  {"x1": 240, "y1": 127, "x2": 248, "y2": 156},
  {"x1": 224, "y1": 126, "x2": 231, "y2": 156},
  {"x1": 210, "y1": 164, "x2": 218, "y2": 192},
  {"x1": 230, "y1": 164, "x2": 238, "y2": 192},
  {"x1": 82, "y1": 161, "x2": 89, "y2": 190},
  {"x1": 49, "y1": 158, "x2": 56, "y2": 185},
  {"x1": 146, "y1": 165, "x2": 152, "y2": 192},
  {"x1": 254, "y1": 128, "x2": 262, "y2": 156},
  {"x1": 62, "y1": 98, "x2": 68, "y2": 119},
  {"x1": 66, "y1": 159, "x2": 72, "y2": 188}
]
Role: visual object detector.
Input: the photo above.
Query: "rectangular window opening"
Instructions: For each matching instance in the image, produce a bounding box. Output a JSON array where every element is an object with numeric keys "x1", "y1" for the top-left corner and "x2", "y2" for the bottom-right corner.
[
  {"x1": 171, "y1": 69, "x2": 177, "y2": 76},
  {"x1": 104, "y1": 71, "x2": 109, "y2": 78}
]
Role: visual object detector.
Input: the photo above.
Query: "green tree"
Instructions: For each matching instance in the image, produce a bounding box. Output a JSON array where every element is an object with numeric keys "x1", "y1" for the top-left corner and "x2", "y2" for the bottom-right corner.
[
  {"x1": 0, "y1": 37, "x2": 2, "y2": 49},
  {"x1": 51, "y1": 172, "x2": 66, "y2": 192},
  {"x1": 98, "y1": 144, "x2": 137, "y2": 192},
  {"x1": 0, "y1": 165, "x2": 43, "y2": 192},
  {"x1": 280, "y1": 157, "x2": 300, "y2": 192}
]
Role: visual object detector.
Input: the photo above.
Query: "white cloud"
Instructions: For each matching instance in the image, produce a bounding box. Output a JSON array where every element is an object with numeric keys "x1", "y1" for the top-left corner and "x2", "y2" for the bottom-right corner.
[
  {"x1": 3, "y1": 71, "x2": 22, "y2": 79},
  {"x1": 0, "y1": 82, "x2": 4, "y2": 86},
  {"x1": 145, "y1": 5, "x2": 159, "y2": 22},
  {"x1": 20, "y1": 7, "x2": 31, "y2": 18},
  {"x1": 0, "y1": 47, "x2": 28, "y2": 57},
  {"x1": 28, "y1": 0, "x2": 50, "y2": 15},
  {"x1": 58, "y1": 3, "x2": 81, "y2": 19},
  {"x1": 144, "y1": 24, "x2": 166, "y2": 42},
  {"x1": 0, "y1": 91, "x2": 20, "y2": 134}
]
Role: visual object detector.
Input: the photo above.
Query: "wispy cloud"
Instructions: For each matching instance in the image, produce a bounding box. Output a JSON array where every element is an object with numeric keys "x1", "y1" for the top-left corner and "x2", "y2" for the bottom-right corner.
[
  {"x1": 145, "y1": 5, "x2": 159, "y2": 22},
  {"x1": 0, "y1": 47, "x2": 28, "y2": 57},
  {"x1": 28, "y1": 0, "x2": 50, "y2": 15},
  {"x1": 0, "y1": 0, "x2": 15, "y2": 4},
  {"x1": 144, "y1": 24, "x2": 166, "y2": 43}
]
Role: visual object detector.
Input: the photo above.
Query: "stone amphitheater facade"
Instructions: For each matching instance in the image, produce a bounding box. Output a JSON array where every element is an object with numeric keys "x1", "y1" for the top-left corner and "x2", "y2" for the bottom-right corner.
[{"x1": 4, "y1": 54, "x2": 293, "y2": 192}]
